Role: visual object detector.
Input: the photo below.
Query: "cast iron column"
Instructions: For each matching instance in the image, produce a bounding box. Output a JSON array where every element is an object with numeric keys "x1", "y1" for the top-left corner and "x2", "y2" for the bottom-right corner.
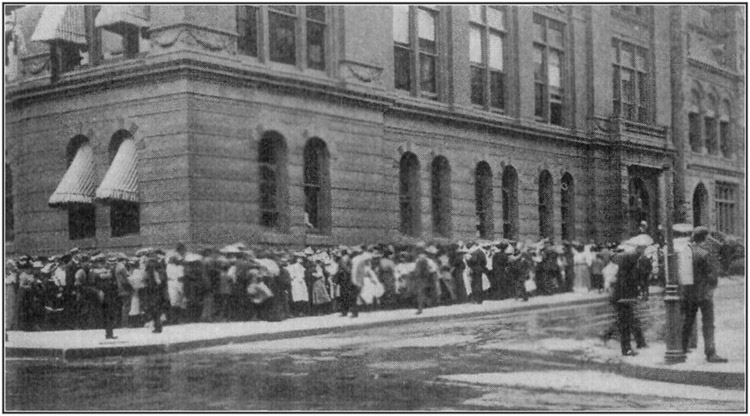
[{"x1": 662, "y1": 164, "x2": 686, "y2": 364}]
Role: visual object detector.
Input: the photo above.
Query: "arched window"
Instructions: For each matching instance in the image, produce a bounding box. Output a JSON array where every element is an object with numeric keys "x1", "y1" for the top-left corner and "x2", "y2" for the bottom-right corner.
[
  {"x1": 399, "y1": 152, "x2": 421, "y2": 236},
  {"x1": 431, "y1": 155, "x2": 451, "y2": 237},
  {"x1": 693, "y1": 183, "x2": 709, "y2": 227},
  {"x1": 720, "y1": 99, "x2": 732, "y2": 158},
  {"x1": 704, "y1": 93, "x2": 718, "y2": 155},
  {"x1": 102, "y1": 130, "x2": 140, "y2": 237},
  {"x1": 538, "y1": 170, "x2": 553, "y2": 238},
  {"x1": 303, "y1": 138, "x2": 331, "y2": 233},
  {"x1": 66, "y1": 136, "x2": 96, "y2": 240},
  {"x1": 258, "y1": 132, "x2": 288, "y2": 230},
  {"x1": 688, "y1": 89, "x2": 702, "y2": 153},
  {"x1": 5, "y1": 162, "x2": 13, "y2": 242},
  {"x1": 502, "y1": 165, "x2": 518, "y2": 239},
  {"x1": 475, "y1": 161, "x2": 493, "y2": 238},
  {"x1": 628, "y1": 177, "x2": 650, "y2": 235},
  {"x1": 560, "y1": 172, "x2": 574, "y2": 241}
]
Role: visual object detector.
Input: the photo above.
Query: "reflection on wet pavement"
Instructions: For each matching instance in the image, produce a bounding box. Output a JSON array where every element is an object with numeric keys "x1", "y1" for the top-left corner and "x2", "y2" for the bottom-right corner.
[{"x1": 5, "y1": 297, "x2": 740, "y2": 411}]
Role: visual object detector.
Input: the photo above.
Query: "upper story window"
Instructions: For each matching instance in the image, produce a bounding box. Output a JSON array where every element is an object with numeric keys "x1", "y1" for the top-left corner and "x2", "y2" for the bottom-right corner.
[
  {"x1": 393, "y1": 5, "x2": 439, "y2": 99},
  {"x1": 533, "y1": 14, "x2": 565, "y2": 126},
  {"x1": 469, "y1": 5, "x2": 506, "y2": 111},
  {"x1": 704, "y1": 94, "x2": 719, "y2": 155},
  {"x1": 720, "y1": 99, "x2": 733, "y2": 158},
  {"x1": 612, "y1": 38, "x2": 651, "y2": 124},
  {"x1": 237, "y1": 5, "x2": 327, "y2": 71},
  {"x1": 688, "y1": 88, "x2": 702, "y2": 153},
  {"x1": 30, "y1": 5, "x2": 149, "y2": 81}
]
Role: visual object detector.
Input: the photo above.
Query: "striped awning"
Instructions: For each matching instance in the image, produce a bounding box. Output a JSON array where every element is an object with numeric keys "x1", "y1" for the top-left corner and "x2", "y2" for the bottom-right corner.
[
  {"x1": 95, "y1": 139, "x2": 139, "y2": 203},
  {"x1": 95, "y1": 5, "x2": 149, "y2": 31},
  {"x1": 30, "y1": 5, "x2": 86, "y2": 45},
  {"x1": 48, "y1": 144, "x2": 97, "y2": 207}
]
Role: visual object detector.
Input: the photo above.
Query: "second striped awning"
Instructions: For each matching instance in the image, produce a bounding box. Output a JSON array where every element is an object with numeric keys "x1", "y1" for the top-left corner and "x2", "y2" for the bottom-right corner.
[{"x1": 95, "y1": 139, "x2": 139, "y2": 203}]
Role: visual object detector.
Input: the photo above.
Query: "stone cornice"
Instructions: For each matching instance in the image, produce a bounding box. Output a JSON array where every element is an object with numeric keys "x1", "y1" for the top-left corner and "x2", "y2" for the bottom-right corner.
[
  {"x1": 686, "y1": 163, "x2": 744, "y2": 178},
  {"x1": 5, "y1": 52, "x2": 392, "y2": 112},
  {"x1": 687, "y1": 58, "x2": 742, "y2": 82}
]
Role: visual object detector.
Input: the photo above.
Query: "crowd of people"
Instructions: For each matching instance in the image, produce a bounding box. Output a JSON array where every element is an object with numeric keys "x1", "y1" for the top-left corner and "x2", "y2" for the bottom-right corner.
[{"x1": 5, "y1": 236, "x2": 662, "y2": 340}]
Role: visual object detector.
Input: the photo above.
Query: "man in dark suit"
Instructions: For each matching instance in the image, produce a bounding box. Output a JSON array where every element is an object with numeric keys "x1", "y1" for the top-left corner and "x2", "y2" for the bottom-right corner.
[
  {"x1": 682, "y1": 227, "x2": 728, "y2": 363},
  {"x1": 611, "y1": 240, "x2": 649, "y2": 356}
]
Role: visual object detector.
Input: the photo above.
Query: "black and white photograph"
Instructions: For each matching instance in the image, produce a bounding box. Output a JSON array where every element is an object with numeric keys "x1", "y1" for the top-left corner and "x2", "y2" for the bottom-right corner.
[{"x1": 3, "y1": 3, "x2": 746, "y2": 411}]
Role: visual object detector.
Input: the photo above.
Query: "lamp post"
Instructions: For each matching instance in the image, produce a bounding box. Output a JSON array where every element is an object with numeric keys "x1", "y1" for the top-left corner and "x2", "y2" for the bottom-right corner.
[{"x1": 662, "y1": 163, "x2": 687, "y2": 364}]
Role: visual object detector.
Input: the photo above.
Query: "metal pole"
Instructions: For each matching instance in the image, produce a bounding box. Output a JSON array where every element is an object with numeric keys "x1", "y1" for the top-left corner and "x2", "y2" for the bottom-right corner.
[{"x1": 662, "y1": 164, "x2": 686, "y2": 364}]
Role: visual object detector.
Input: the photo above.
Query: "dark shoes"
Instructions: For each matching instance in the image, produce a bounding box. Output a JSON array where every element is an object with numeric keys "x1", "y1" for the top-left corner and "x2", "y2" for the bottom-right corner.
[
  {"x1": 105, "y1": 335, "x2": 117, "y2": 340},
  {"x1": 636, "y1": 342, "x2": 648, "y2": 349},
  {"x1": 706, "y1": 354, "x2": 728, "y2": 363}
]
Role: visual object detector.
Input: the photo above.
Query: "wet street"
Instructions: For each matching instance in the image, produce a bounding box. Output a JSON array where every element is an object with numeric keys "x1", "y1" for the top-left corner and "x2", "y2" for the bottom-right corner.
[{"x1": 6, "y1": 295, "x2": 744, "y2": 411}]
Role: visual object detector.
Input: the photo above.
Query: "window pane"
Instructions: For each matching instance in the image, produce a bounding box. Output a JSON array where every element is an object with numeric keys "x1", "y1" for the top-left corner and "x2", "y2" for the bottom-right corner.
[
  {"x1": 612, "y1": 66, "x2": 620, "y2": 100},
  {"x1": 689, "y1": 113, "x2": 701, "y2": 152},
  {"x1": 269, "y1": 12, "x2": 296, "y2": 64},
  {"x1": 102, "y1": 29, "x2": 124, "y2": 60},
  {"x1": 548, "y1": 20, "x2": 564, "y2": 48},
  {"x1": 488, "y1": 7, "x2": 504, "y2": 30},
  {"x1": 612, "y1": 39, "x2": 619, "y2": 63},
  {"x1": 237, "y1": 6, "x2": 258, "y2": 57},
  {"x1": 470, "y1": 26, "x2": 483, "y2": 64},
  {"x1": 307, "y1": 21, "x2": 325, "y2": 70},
  {"x1": 550, "y1": 100, "x2": 562, "y2": 126},
  {"x1": 622, "y1": 69, "x2": 634, "y2": 102},
  {"x1": 394, "y1": 45, "x2": 411, "y2": 90},
  {"x1": 470, "y1": 65, "x2": 485, "y2": 105},
  {"x1": 637, "y1": 72, "x2": 647, "y2": 106},
  {"x1": 490, "y1": 70, "x2": 504, "y2": 109},
  {"x1": 533, "y1": 46, "x2": 544, "y2": 81},
  {"x1": 306, "y1": 5, "x2": 325, "y2": 21},
  {"x1": 548, "y1": 50, "x2": 561, "y2": 88},
  {"x1": 720, "y1": 121, "x2": 731, "y2": 157},
  {"x1": 622, "y1": 43, "x2": 633, "y2": 67},
  {"x1": 489, "y1": 32, "x2": 503, "y2": 70},
  {"x1": 636, "y1": 48, "x2": 646, "y2": 71},
  {"x1": 533, "y1": 14, "x2": 545, "y2": 42},
  {"x1": 420, "y1": 53, "x2": 436, "y2": 93},
  {"x1": 469, "y1": 5, "x2": 483, "y2": 23},
  {"x1": 535, "y1": 83, "x2": 545, "y2": 118},
  {"x1": 418, "y1": 8, "x2": 436, "y2": 42},
  {"x1": 393, "y1": 5, "x2": 410, "y2": 44},
  {"x1": 269, "y1": 5, "x2": 295, "y2": 14}
]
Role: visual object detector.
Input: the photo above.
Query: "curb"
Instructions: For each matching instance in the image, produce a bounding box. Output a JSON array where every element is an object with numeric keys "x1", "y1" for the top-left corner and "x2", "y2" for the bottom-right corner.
[
  {"x1": 6, "y1": 296, "x2": 609, "y2": 361},
  {"x1": 488, "y1": 349, "x2": 745, "y2": 390}
]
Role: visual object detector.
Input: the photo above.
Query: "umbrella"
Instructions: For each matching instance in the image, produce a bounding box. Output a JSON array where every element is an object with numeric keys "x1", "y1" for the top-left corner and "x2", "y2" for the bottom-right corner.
[
  {"x1": 622, "y1": 234, "x2": 654, "y2": 247},
  {"x1": 184, "y1": 252, "x2": 203, "y2": 263}
]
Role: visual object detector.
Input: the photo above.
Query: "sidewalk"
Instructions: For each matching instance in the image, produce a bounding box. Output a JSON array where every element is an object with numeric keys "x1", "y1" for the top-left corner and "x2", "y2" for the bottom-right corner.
[
  {"x1": 498, "y1": 276, "x2": 746, "y2": 389},
  {"x1": 6, "y1": 278, "x2": 745, "y2": 389},
  {"x1": 6, "y1": 290, "x2": 607, "y2": 360}
]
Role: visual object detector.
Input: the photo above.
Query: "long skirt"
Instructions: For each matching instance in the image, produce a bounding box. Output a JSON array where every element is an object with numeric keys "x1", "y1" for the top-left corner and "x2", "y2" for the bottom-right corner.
[
  {"x1": 573, "y1": 264, "x2": 591, "y2": 292},
  {"x1": 168, "y1": 278, "x2": 186, "y2": 309}
]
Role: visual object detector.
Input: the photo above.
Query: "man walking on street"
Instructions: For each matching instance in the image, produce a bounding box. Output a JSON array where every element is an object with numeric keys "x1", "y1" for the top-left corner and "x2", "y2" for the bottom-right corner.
[
  {"x1": 682, "y1": 227, "x2": 728, "y2": 363},
  {"x1": 611, "y1": 236, "x2": 650, "y2": 356}
]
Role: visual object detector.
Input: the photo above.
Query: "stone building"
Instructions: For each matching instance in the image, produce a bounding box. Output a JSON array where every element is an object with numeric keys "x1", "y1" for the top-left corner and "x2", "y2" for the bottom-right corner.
[{"x1": 4, "y1": 5, "x2": 745, "y2": 255}]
